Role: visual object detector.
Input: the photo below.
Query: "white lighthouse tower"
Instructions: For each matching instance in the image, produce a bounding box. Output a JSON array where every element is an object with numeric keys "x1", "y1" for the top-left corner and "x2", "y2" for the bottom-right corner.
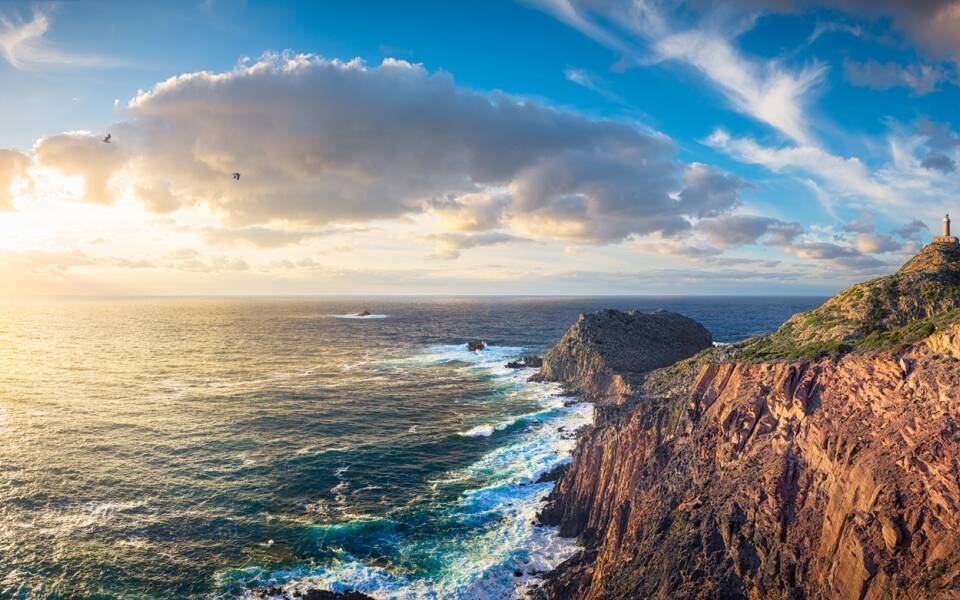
[{"x1": 934, "y1": 213, "x2": 959, "y2": 244}]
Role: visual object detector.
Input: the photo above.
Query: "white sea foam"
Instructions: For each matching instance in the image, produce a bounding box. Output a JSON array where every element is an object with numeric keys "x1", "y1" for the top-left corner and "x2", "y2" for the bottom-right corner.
[
  {"x1": 421, "y1": 344, "x2": 526, "y2": 367},
  {"x1": 459, "y1": 424, "x2": 495, "y2": 437},
  {"x1": 240, "y1": 343, "x2": 593, "y2": 599}
]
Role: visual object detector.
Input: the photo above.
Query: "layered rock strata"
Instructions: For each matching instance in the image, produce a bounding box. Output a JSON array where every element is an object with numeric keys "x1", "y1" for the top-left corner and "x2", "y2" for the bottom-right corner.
[{"x1": 535, "y1": 244, "x2": 960, "y2": 600}]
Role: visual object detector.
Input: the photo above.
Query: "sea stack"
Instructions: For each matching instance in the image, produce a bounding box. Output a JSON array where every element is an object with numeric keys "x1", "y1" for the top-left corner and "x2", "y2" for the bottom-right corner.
[{"x1": 533, "y1": 309, "x2": 713, "y2": 404}]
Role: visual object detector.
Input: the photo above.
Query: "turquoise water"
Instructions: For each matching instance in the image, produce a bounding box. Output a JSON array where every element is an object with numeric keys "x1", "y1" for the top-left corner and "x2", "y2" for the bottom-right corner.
[{"x1": 0, "y1": 296, "x2": 824, "y2": 599}]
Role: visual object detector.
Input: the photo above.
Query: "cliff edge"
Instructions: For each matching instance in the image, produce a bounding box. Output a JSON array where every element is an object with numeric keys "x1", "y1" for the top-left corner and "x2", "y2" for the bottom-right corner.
[{"x1": 535, "y1": 243, "x2": 960, "y2": 600}]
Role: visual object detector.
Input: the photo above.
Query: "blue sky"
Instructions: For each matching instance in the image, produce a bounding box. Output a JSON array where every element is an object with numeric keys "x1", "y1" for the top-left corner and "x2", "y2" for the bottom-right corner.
[{"x1": 1, "y1": 0, "x2": 959, "y2": 295}]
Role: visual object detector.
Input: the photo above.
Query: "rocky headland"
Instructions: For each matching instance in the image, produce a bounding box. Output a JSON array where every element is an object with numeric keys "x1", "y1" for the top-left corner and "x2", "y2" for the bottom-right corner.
[{"x1": 533, "y1": 242, "x2": 960, "y2": 600}]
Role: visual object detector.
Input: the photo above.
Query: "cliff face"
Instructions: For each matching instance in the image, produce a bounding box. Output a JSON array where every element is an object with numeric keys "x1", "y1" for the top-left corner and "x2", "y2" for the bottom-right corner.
[
  {"x1": 536, "y1": 245, "x2": 960, "y2": 600},
  {"x1": 534, "y1": 309, "x2": 713, "y2": 405}
]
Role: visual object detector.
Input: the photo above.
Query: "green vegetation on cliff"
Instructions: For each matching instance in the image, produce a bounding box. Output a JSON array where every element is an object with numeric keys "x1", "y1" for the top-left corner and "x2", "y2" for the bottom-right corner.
[{"x1": 735, "y1": 242, "x2": 960, "y2": 361}]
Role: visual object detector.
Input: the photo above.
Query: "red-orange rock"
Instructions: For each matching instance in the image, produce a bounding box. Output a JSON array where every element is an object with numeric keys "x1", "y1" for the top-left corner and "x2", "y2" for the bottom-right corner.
[{"x1": 537, "y1": 342, "x2": 960, "y2": 599}]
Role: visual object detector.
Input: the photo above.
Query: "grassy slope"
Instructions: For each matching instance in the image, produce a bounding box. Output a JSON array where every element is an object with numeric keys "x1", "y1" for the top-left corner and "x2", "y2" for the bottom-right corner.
[{"x1": 733, "y1": 243, "x2": 960, "y2": 361}]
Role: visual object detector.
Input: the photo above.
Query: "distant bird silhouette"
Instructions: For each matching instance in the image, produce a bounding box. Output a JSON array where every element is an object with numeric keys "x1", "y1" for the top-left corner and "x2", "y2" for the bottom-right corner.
[
  {"x1": 232, "y1": 172, "x2": 241, "y2": 181},
  {"x1": 102, "y1": 133, "x2": 111, "y2": 144}
]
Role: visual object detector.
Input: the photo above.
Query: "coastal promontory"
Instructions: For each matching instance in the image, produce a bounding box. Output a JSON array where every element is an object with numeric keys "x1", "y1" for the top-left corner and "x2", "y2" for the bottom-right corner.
[{"x1": 534, "y1": 241, "x2": 960, "y2": 600}]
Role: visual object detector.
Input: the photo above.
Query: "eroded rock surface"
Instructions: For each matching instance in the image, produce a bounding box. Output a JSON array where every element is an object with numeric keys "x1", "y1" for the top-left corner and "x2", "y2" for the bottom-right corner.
[
  {"x1": 535, "y1": 245, "x2": 960, "y2": 600},
  {"x1": 533, "y1": 309, "x2": 713, "y2": 404}
]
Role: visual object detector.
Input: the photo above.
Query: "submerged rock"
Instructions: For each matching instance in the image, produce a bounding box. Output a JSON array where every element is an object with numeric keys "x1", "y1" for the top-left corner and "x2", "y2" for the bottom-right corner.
[{"x1": 505, "y1": 355, "x2": 544, "y2": 369}]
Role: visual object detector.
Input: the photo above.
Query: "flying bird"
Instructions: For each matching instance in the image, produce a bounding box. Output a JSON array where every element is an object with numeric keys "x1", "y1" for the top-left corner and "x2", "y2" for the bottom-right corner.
[
  {"x1": 232, "y1": 172, "x2": 241, "y2": 181},
  {"x1": 102, "y1": 133, "x2": 111, "y2": 144}
]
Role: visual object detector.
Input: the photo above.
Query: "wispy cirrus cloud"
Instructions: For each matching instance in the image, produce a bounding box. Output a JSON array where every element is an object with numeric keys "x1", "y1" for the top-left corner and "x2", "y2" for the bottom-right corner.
[
  {"x1": 0, "y1": 7, "x2": 121, "y2": 70},
  {"x1": 564, "y1": 67, "x2": 624, "y2": 102},
  {"x1": 531, "y1": 0, "x2": 825, "y2": 144},
  {"x1": 533, "y1": 0, "x2": 960, "y2": 239}
]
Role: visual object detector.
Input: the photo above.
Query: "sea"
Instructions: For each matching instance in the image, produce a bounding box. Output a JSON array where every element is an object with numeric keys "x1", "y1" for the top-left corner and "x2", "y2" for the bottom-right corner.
[{"x1": 0, "y1": 296, "x2": 824, "y2": 600}]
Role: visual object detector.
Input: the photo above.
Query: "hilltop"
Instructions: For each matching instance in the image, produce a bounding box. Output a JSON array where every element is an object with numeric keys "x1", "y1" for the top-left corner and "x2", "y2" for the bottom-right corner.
[{"x1": 735, "y1": 242, "x2": 960, "y2": 360}]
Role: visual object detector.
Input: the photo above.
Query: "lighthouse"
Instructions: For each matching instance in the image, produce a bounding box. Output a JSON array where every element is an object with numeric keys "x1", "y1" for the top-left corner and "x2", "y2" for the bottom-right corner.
[{"x1": 934, "y1": 213, "x2": 959, "y2": 244}]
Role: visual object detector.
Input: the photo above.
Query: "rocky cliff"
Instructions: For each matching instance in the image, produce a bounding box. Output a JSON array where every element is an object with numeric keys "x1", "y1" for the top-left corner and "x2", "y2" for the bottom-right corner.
[
  {"x1": 535, "y1": 243, "x2": 960, "y2": 600},
  {"x1": 532, "y1": 309, "x2": 713, "y2": 405}
]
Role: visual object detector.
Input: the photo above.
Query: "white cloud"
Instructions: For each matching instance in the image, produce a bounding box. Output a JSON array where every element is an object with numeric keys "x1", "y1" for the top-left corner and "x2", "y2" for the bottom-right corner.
[
  {"x1": 789, "y1": 241, "x2": 886, "y2": 270},
  {"x1": 33, "y1": 133, "x2": 126, "y2": 205},
  {"x1": 842, "y1": 209, "x2": 875, "y2": 233},
  {"x1": 704, "y1": 129, "x2": 902, "y2": 208},
  {"x1": 0, "y1": 7, "x2": 119, "y2": 70},
  {"x1": 697, "y1": 214, "x2": 804, "y2": 247},
  {"x1": 854, "y1": 233, "x2": 902, "y2": 253},
  {"x1": 21, "y1": 53, "x2": 740, "y2": 245},
  {"x1": 532, "y1": 0, "x2": 825, "y2": 143},
  {"x1": 564, "y1": 67, "x2": 624, "y2": 102},
  {"x1": 0, "y1": 150, "x2": 30, "y2": 210},
  {"x1": 425, "y1": 232, "x2": 528, "y2": 260},
  {"x1": 653, "y1": 29, "x2": 825, "y2": 144}
]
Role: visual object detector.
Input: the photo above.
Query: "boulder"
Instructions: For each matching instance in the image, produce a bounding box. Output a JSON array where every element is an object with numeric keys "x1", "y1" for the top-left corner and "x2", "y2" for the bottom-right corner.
[{"x1": 467, "y1": 340, "x2": 486, "y2": 352}]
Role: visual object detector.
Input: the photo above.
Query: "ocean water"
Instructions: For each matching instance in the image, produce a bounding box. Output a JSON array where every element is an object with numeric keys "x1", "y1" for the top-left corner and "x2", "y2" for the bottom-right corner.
[{"x1": 0, "y1": 296, "x2": 824, "y2": 600}]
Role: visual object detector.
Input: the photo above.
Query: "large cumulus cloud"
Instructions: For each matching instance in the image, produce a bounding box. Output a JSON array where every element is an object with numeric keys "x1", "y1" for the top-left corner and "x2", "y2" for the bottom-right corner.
[
  {"x1": 31, "y1": 53, "x2": 739, "y2": 244},
  {"x1": 0, "y1": 149, "x2": 29, "y2": 209},
  {"x1": 33, "y1": 133, "x2": 125, "y2": 204}
]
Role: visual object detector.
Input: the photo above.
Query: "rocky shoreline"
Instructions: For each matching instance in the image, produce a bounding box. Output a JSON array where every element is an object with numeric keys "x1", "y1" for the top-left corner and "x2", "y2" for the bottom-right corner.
[{"x1": 527, "y1": 242, "x2": 960, "y2": 599}]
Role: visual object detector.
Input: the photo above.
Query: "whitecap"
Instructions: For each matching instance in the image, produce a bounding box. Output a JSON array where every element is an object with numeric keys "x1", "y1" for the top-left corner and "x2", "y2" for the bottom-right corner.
[
  {"x1": 240, "y1": 370, "x2": 593, "y2": 599},
  {"x1": 459, "y1": 424, "x2": 495, "y2": 438}
]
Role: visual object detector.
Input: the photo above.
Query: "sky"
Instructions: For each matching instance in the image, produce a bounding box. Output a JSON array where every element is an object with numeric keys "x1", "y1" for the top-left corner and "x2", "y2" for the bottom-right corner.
[{"x1": 1, "y1": 0, "x2": 959, "y2": 296}]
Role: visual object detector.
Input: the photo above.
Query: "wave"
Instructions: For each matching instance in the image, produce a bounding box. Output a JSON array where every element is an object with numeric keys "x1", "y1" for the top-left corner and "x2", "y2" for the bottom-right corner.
[
  {"x1": 459, "y1": 424, "x2": 495, "y2": 438},
  {"x1": 370, "y1": 344, "x2": 527, "y2": 380},
  {"x1": 227, "y1": 343, "x2": 590, "y2": 600},
  {"x1": 333, "y1": 314, "x2": 388, "y2": 320}
]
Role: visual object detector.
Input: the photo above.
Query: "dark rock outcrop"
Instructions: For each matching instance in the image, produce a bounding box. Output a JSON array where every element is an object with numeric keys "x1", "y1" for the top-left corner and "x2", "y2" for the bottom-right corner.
[
  {"x1": 506, "y1": 355, "x2": 544, "y2": 369},
  {"x1": 533, "y1": 309, "x2": 713, "y2": 405},
  {"x1": 467, "y1": 340, "x2": 486, "y2": 352},
  {"x1": 536, "y1": 462, "x2": 569, "y2": 484},
  {"x1": 535, "y1": 244, "x2": 960, "y2": 600}
]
